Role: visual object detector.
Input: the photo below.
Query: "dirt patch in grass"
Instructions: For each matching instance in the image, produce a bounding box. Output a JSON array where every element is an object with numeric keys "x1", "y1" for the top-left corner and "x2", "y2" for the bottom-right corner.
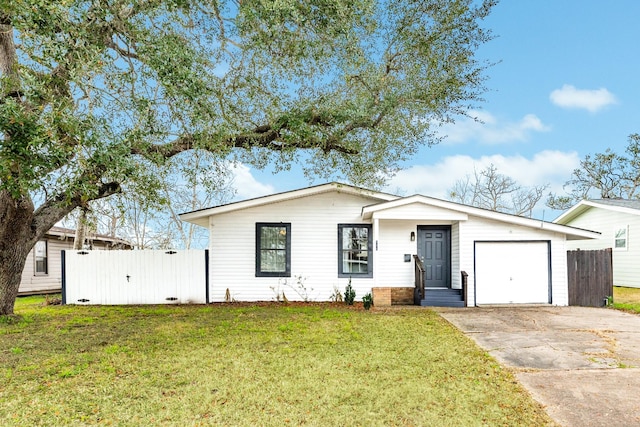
[
  {"x1": 1, "y1": 296, "x2": 555, "y2": 426},
  {"x1": 613, "y1": 287, "x2": 640, "y2": 313},
  {"x1": 614, "y1": 286, "x2": 640, "y2": 304}
]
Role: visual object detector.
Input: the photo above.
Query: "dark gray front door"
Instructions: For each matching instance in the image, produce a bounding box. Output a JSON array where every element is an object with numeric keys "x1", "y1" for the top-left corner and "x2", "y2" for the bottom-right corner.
[{"x1": 417, "y1": 226, "x2": 451, "y2": 288}]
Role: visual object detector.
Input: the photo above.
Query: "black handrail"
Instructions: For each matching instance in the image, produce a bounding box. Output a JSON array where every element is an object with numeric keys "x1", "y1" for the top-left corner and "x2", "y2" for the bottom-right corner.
[
  {"x1": 413, "y1": 255, "x2": 425, "y2": 305},
  {"x1": 461, "y1": 271, "x2": 468, "y2": 306}
]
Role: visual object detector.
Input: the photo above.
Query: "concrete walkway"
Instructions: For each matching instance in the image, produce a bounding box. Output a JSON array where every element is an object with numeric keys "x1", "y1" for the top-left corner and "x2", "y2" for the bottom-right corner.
[{"x1": 435, "y1": 306, "x2": 640, "y2": 427}]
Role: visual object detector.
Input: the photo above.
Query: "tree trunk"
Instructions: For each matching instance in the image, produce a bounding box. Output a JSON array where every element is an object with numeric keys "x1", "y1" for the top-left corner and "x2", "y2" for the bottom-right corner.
[
  {"x1": 0, "y1": 189, "x2": 87, "y2": 314},
  {"x1": 0, "y1": 20, "x2": 32, "y2": 315},
  {"x1": 0, "y1": 21, "x2": 20, "y2": 96},
  {"x1": 73, "y1": 207, "x2": 88, "y2": 250},
  {"x1": 0, "y1": 192, "x2": 36, "y2": 316},
  {"x1": 0, "y1": 236, "x2": 32, "y2": 316}
]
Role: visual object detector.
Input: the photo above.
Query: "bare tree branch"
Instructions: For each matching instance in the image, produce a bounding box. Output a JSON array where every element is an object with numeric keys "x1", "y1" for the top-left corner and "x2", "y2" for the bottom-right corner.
[{"x1": 449, "y1": 164, "x2": 547, "y2": 217}]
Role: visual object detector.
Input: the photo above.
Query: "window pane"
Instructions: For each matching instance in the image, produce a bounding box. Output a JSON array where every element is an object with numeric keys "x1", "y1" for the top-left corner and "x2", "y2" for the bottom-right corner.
[
  {"x1": 342, "y1": 227, "x2": 368, "y2": 250},
  {"x1": 34, "y1": 240, "x2": 47, "y2": 274},
  {"x1": 260, "y1": 250, "x2": 286, "y2": 272},
  {"x1": 342, "y1": 249, "x2": 369, "y2": 273},
  {"x1": 36, "y1": 259, "x2": 47, "y2": 272},
  {"x1": 261, "y1": 227, "x2": 287, "y2": 249},
  {"x1": 614, "y1": 227, "x2": 627, "y2": 249},
  {"x1": 35, "y1": 241, "x2": 46, "y2": 257}
]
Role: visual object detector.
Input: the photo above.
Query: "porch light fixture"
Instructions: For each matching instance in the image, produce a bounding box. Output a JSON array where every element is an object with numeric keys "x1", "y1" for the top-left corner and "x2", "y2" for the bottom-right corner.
[{"x1": 410, "y1": 231, "x2": 415, "y2": 241}]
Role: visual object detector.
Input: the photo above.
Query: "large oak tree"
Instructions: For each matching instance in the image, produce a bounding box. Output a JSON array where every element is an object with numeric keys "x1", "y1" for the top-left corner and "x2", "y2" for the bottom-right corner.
[{"x1": 0, "y1": 0, "x2": 495, "y2": 314}]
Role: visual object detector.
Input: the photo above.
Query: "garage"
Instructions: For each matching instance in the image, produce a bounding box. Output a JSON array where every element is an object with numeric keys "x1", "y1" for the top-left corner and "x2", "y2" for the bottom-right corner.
[{"x1": 474, "y1": 241, "x2": 551, "y2": 305}]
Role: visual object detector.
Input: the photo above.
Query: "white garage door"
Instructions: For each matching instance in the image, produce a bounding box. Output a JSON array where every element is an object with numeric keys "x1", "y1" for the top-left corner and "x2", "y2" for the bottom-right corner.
[{"x1": 475, "y1": 241, "x2": 550, "y2": 304}]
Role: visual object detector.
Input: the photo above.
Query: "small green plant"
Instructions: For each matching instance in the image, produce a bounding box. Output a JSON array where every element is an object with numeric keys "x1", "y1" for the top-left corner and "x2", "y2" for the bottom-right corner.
[
  {"x1": 344, "y1": 279, "x2": 356, "y2": 305},
  {"x1": 362, "y1": 293, "x2": 373, "y2": 310},
  {"x1": 605, "y1": 295, "x2": 614, "y2": 306}
]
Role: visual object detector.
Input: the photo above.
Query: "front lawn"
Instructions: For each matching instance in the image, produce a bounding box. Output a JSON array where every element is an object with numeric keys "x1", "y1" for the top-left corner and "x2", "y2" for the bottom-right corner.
[
  {"x1": 613, "y1": 286, "x2": 640, "y2": 313},
  {"x1": 1, "y1": 296, "x2": 554, "y2": 426}
]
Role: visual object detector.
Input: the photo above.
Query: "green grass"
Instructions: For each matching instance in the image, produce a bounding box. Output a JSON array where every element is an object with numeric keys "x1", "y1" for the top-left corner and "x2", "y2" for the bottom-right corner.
[
  {"x1": 0, "y1": 296, "x2": 554, "y2": 426},
  {"x1": 613, "y1": 286, "x2": 640, "y2": 313}
]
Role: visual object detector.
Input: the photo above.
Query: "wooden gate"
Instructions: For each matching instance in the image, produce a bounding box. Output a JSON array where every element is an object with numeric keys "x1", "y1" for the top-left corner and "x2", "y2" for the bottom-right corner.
[{"x1": 567, "y1": 248, "x2": 613, "y2": 307}]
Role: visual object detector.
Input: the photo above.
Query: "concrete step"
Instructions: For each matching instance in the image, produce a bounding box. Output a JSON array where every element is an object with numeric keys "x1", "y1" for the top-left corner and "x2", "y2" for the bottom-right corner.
[
  {"x1": 421, "y1": 289, "x2": 464, "y2": 307},
  {"x1": 421, "y1": 299, "x2": 465, "y2": 308}
]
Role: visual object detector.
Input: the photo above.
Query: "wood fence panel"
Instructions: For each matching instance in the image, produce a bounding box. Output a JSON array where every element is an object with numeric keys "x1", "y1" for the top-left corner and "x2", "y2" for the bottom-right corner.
[
  {"x1": 567, "y1": 248, "x2": 613, "y2": 307},
  {"x1": 63, "y1": 250, "x2": 208, "y2": 305}
]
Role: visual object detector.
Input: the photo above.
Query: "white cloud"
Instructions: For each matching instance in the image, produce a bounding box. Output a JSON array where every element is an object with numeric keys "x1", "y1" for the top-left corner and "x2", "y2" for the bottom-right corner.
[
  {"x1": 549, "y1": 84, "x2": 617, "y2": 113},
  {"x1": 438, "y1": 111, "x2": 550, "y2": 145},
  {"x1": 387, "y1": 150, "x2": 580, "y2": 202},
  {"x1": 229, "y1": 163, "x2": 275, "y2": 200}
]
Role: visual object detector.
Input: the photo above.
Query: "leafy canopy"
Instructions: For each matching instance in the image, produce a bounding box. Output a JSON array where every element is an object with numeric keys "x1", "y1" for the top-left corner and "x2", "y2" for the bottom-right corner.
[
  {"x1": 547, "y1": 134, "x2": 640, "y2": 210},
  {"x1": 1, "y1": 0, "x2": 495, "y2": 215}
]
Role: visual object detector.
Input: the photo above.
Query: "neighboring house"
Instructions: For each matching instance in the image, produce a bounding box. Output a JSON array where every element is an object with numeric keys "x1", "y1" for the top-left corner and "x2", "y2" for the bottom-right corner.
[
  {"x1": 180, "y1": 182, "x2": 598, "y2": 307},
  {"x1": 554, "y1": 199, "x2": 640, "y2": 288},
  {"x1": 19, "y1": 226, "x2": 132, "y2": 295}
]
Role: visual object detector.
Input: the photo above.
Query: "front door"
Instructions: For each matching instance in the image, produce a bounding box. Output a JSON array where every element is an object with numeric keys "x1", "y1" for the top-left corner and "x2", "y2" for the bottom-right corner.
[{"x1": 417, "y1": 226, "x2": 451, "y2": 288}]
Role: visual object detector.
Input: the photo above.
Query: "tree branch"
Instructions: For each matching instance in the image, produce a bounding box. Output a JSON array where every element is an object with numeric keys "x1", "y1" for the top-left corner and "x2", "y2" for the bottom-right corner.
[
  {"x1": 32, "y1": 180, "x2": 120, "y2": 242},
  {"x1": 104, "y1": 36, "x2": 139, "y2": 59},
  {"x1": 131, "y1": 115, "x2": 363, "y2": 160}
]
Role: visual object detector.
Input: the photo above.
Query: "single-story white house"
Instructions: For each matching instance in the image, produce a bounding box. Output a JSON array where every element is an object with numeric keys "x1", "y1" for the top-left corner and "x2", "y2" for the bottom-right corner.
[
  {"x1": 180, "y1": 182, "x2": 599, "y2": 307},
  {"x1": 554, "y1": 199, "x2": 640, "y2": 288},
  {"x1": 20, "y1": 226, "x2": 132, "y2": 295}
]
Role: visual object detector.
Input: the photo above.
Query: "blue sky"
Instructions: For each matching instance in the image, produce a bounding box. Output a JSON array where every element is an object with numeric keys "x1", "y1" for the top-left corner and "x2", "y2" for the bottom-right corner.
[{"x1": 227, "y1": 1, "x2": 640, "y2": 220}]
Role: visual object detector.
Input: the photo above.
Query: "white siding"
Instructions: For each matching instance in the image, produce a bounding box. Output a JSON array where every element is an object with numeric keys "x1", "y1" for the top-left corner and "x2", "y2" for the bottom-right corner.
[
  {"x1": 458, "y1": 216, "x2": 569, "y2": 306},
  {"x1": 451, "y1": 222, "x2": 460, "y2": 289},
  {"x1": 563, "y1": 207, "x2": 640, "y2": 288},
  {"x1": 19, "y1": 238, "x2": 74, "y2": 294},
  {"x1": 371, "y1": 202, "x2": 468, "y2": 221},
  {"x1": 376, "y1": 220, "x2": 420, "y2": 288},
  {"x1": 208, "y1": 191, "x2": 380, "y2": 302}
]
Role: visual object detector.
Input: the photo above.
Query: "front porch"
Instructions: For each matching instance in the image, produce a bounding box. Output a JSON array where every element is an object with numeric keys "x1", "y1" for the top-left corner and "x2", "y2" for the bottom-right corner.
[
  {"x1": 372, "y1": 257, "x2": 468, "y2": 308},
  {"x1": 413, "y1": 255, "x2": 467, "y2": 307}
]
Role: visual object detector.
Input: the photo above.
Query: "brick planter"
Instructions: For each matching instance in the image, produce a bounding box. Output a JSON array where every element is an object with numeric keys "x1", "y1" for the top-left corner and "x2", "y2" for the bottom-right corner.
[{"x1": 372, "y1": 287, "x2": 414, "y2": 306}]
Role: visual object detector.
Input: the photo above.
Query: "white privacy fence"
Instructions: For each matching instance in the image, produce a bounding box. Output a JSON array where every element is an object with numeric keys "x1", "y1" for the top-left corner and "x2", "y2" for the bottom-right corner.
[{"x1": 62, "y1": 250, "x2": 208, "y2": 305}]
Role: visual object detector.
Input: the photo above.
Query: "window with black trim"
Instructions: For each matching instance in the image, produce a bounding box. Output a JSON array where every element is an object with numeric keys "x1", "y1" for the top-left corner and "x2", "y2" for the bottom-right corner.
[
  {"x1": 34, "y1": 240, "x2": 48, "y2": 275},
  {"x1": 256, "y1": 223, "x2": 291, "y2": 277},
  {"x1": 338, "y1": 224, "x2": 372, "y2": 277}
]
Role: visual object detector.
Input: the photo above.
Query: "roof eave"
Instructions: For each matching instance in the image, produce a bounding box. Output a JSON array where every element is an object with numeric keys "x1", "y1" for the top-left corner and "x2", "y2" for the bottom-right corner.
[
  {"x1": 180, "y1": 182, "x2": 398, "y2": 224},
  {"x1": 362, "y1": 195, "x2": 600, "y2": 239}
]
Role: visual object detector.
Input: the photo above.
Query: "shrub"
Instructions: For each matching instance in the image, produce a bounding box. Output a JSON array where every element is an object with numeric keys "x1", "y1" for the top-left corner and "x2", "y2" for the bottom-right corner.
[
  {"x1": 344, "y1": 279, "x2": 356, "y2": 305},
  {"x1": 362, "y1": 293, "x2": 373, "y2": 310}
]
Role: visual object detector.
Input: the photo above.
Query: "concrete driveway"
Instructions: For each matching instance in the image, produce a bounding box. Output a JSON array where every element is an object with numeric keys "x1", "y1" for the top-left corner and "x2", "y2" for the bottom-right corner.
[{"x1": 435, "y1": 306, "x2": 640, "y2": 427}]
